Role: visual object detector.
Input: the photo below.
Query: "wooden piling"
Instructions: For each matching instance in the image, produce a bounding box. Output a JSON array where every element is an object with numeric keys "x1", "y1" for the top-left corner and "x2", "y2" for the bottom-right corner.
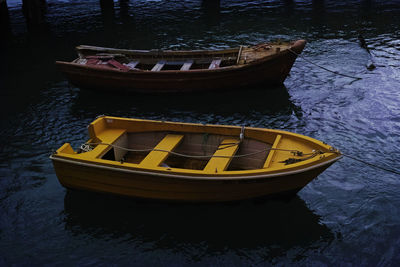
[
  {"x1": 0, "y1": 0, "x2": 7, "y2": 9},
  {"x1": 202, "y1": 0, "x2": 220, "y2": 25},
  {"x1": 312, "y1": 0, "x2": 325, "y2": 13},
  {"x1": 0, "y1": 0, "x2": 8, "y2": 19},
  {"x1": 202, "y1": 0, "x2": 220, "y2": 9},
  {"x1": 0, "y1": 0, "x2": 11, "y2": 35},
  {"x1": 119, "y1": 0, "x2": 130, "y2": 24},
  {"x1": 100, "y1": 0, "x2": 115, "y2": 30},
  {"x1": 22, "y1": 0, "x2": 46, "y2": 24}
]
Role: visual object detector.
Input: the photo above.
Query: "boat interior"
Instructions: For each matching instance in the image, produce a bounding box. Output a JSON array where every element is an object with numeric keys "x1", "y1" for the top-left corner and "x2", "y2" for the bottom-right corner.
[
  {"x1": 96, "y1": 131, "x2": 273, "y2": 171},
  {"x1": 72, "y1": 43, "x2": 290, "y2": 72},
  {"x1": 54, "y1": 115, "x2": 324, "y2": 173}
]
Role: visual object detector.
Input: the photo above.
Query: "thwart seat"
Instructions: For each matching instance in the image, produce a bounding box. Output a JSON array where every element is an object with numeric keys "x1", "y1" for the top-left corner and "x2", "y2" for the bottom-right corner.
[
  {"x1": 180, "y1": 60, "x2": 193, "y2": 71},
  {"x1": 209, "y1": 59, "x2": 222, "y2": 69},
  {"x1": 151, "y1": 61, "x2": 166, "y2": 71},
  {"x1": 204, "y1": 138, "x2": 239, "y2": 172},
  {"x1": 263, "y1": 134, "x2": 282, "y2": 168},
  {"x1": 139, "y1": 134, "x2": 184, "y2": 167}
]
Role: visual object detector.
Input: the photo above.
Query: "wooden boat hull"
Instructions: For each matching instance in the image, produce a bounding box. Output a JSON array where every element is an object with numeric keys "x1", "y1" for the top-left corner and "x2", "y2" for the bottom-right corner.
[
  {"x1": 52, "y1": 157, "x2": 335, "y2": 202},
  {"x1": 56, "y1": 40, "x2": 306, "y2": 93},
  {"x1": 50, "y1": 116, "x2": 341, "y2": 202}
]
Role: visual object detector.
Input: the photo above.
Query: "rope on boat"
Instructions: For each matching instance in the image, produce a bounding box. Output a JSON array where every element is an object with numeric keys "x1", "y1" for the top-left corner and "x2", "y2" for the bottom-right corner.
[
  {"x1": 80, "y1": 142, "x2": 400, "y2": 175},
  {"x1": 288, "y1": 48, "x2": 362, "y2": 81},
  {"x1": 80, "y1": 143, "x2": 94, "y2": 152},
  {"x1": 83, "y1": 142, "x2": 316, "y2": 160}
]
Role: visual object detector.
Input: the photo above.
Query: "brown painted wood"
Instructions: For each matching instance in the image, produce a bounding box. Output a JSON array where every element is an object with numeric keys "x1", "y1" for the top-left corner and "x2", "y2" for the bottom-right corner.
[{"x1": 56, "y1": 40, "x2": 306, "y2": 93}]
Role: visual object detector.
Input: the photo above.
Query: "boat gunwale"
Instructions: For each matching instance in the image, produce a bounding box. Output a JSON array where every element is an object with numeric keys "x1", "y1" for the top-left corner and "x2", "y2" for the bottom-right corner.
[
  {"x1": 92, "y1": 115, "x2": 335, "y2": 146},
  {"x1": 50, "y1": 154, "x2": 342, "y2": 181},
  {"x1": 58, "y1": 40, "x2": 302, "y2": 74},
  {"x1": 55, "y1": 49, "x2": 290, "y2": 74},
  {"x1": 76, "y1": 44, "x2": 241, "y2": 56}
]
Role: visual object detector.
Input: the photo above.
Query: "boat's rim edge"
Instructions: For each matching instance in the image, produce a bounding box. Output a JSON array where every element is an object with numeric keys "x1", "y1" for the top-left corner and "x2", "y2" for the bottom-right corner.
[
  {"x1": 55, "y1": 41, "x2": 300, "y2": 74},
  {"x1": 50, "y1": 154, "x2": 342, "y2": 181},
  {"x1": 55, "y1": 50, "x2": 284, "y2": 74}
]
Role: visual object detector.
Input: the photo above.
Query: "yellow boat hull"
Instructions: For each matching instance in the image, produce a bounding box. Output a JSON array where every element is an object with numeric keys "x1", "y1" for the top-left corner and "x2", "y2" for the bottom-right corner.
[
  {"x1": 52, "y1": 158, "x2": 335, "y2": 202},
  {"x1": 50, "y1": 116, "x2": 342, "y2": 202}
]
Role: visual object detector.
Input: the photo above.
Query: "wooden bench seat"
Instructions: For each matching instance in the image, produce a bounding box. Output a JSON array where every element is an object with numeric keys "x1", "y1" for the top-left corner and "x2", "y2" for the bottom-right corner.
[
  {"x1": 107, "y1": 59, "x2": 130, "y2": 71},
  {"x1": 124, "y1": 60, "x2": 139, "y2": 69},
  {"x1": 180, "y1": 60, "x2": 193, "y2": 71},
  {"x1": 87, "y1": 128, "x2": 127, "y2": 158},
  {"x1": 204, "y1": 138, "x2": 239, "y2": 173},
  {"x1": 96, "y1": 128, "x2": 127, "y2": 144},
  {"x1": 151, "y1": 61, "x2": 166, "y2": 71},
  {"x1": 208, "y1": 59, "x2": 222, "y2": 69},
  {"x1": 263, "y1": 134, "x2": 282, "y2": 168},
  {"x1": 139, "y1": 134, "x2": 184, "y2": 167}
]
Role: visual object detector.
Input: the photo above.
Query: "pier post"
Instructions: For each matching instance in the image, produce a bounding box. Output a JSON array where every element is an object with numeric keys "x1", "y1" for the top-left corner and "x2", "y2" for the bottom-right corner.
[
  {"x1": 284, "y1": 0, "x2": 294, "y2": 6},
  {"x1": 202, "y1": 0, "x2": 220, "y2": 10},
  {"x1": 119, "y1": 0, "x2": 130, "y2": 24},
  {"x1": 312, "y1": 0, "x2": 324, "y2": 13},
  {"x1": 283, "y1": 0, "x2": 294, "y2": 15},
  {"x1": 1, "y1": 0, "x2": 9, "y2": 28},
  {"x1": 202, "y1": 0, "x2": 220, "y2": 25},
  {"x1": 312, "y1": 0, "x2": 325, "y2": 24},
  {"x1": 100, "y1": 0, "x2": 115, "y2": 30},
  {"x1": 0, "y1": 0, "x2": 7, "y2": 14},
  {"x1": 0, "y1": 0, "x2": 13, "y2": 39},
  {"x1": 22, "y1": 0, "x2": 46, "y2": 24}
]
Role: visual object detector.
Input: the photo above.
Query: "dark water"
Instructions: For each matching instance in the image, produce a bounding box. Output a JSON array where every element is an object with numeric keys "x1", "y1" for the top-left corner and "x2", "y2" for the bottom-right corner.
[{"x1": 1, "y1": 0, "x2": 400, "y2": 265}]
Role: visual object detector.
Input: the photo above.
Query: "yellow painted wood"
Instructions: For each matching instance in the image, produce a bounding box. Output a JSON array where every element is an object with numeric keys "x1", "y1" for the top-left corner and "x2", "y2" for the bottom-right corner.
[
  {"x1": 80, "y1": 128, "x2": 126, "y2": 159},
  {"x1": 53, "y1": 158, "x2": 330, "y2": 202},
  {"x1": 139, "y1": 134, "x2": 184, "y2": 167},
  {"x1": 54, "y1": 116, "x2": 341, "y2": 177},
  {"x1": 96, "y1": 128, "x2": 127, "y2": 144},
  {"x1": 263, "y1": 134, "x2": 282, "y2": 168},
  {"x1": 56, "y1": 143, "x2": 76, "y2": 154},
  {"x1": 268, "y1": 136, "x2": 314, "y2": 169},
  {"x1": 204, "y1": 138, "x2": 239, "y2": 173},
  {"x1": 51, "y1": 116, "x2": 343, "y2": 202}
]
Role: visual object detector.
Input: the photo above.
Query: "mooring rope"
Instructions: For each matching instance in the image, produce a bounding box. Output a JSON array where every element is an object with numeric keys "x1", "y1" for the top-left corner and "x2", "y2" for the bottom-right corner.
[
  {"x1": 288, "y1": 48, "x2": 362, "y2": 80},
  {"x1": 332, "y1": 151, "x2": 400, "y2": 176}
]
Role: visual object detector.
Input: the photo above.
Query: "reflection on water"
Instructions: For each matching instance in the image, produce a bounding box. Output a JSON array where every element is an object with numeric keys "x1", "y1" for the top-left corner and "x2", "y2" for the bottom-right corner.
[
  {"x1": 70, "y1": 84, "x2": 301, "y2": 123},
  {"x1": 64, "y1": 190, "x2": 333, "y2": 261}
]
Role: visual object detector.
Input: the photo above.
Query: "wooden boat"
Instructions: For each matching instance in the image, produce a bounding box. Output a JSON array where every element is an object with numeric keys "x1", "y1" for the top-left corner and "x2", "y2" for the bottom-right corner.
[
  {"x1": 55, "y1": 40, "x2": 306, "y2": 93},
  {"x1": 50, "y1": 116, "x2": 342, "y2": 202}
]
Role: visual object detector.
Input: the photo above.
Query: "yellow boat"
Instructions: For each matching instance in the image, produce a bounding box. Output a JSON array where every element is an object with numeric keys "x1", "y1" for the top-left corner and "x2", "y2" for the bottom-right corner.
[{"x1": 50, "y1": 116, "x2": 342, "y2": 202}]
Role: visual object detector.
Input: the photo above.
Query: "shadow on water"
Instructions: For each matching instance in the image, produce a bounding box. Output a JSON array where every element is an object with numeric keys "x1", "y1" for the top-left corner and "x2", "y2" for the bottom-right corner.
[
  {"x1": 70, "y1": 84, "x2": 302, "y2": 120},
  {"x1": 63, "y1": 190, "x2": 334, "y2": 259}
]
